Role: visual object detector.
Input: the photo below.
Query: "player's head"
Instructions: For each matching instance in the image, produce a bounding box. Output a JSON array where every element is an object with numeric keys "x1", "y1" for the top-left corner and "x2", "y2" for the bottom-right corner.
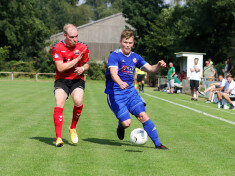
[
  {"x1": 226, "y1": 73, "x2": 233, "y2": 83},
  {"x1": 120, "y1": 29, "x2": 134, "y2": 55},
  {"x1": 205, "y1": 60, "x2": 209, "y2": 66},
  {"x1": 63, "y1": 24, "x2": 78, "y2": 47},
  {"x1": 169, "y1": 62, "x2": 173, "y2": 67},
  {"x1": 218, "y1": 74, "x2": 223, "y2": 81},
  {"x1": 194, "y1": 58, "x2": 199, "y2": 64}
]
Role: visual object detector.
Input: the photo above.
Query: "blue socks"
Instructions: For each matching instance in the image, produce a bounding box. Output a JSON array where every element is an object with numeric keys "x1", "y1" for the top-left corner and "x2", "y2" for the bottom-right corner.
[{"x1": 143, "y1": 119, "x2": 161, "y2": 146}]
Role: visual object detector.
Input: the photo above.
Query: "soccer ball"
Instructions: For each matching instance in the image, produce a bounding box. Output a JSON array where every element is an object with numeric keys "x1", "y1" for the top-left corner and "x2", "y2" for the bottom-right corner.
[{"x1": 130, "y1": 128, "x2": 148, "y2": 145}]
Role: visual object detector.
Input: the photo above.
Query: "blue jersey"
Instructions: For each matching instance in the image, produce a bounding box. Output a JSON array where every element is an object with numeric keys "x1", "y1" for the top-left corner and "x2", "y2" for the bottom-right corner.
[{"x1": 105, "y1": 49, "x2": 147, "y2": 94}]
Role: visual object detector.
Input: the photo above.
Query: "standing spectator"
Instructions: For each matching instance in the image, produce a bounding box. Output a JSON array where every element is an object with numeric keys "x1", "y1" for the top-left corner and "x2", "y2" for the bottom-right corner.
[
  {"x1": 136, "y1": 68, "x2": 147, "y2": 93},
  {"x1": 167, "y1": 62, "x2": 175, "y2": 94},
  {"x1": 222, "y1": 60, "x2": 228, "y2": 78},
  {"x1": 220, "y1": 74, "x2": 235, "y2": 109},
  {"x1": 189, "y1": 58, "x2": 201, "y2": 101},
  {"x1": 208, "y1": 58, "x2": 213, "y2": 66},
  {"x1": 227, "y1": 58, "x2": 233, "y2": 75},
  {"x1": 203, "y1": 60, "x2": 215, "y2": 81}
]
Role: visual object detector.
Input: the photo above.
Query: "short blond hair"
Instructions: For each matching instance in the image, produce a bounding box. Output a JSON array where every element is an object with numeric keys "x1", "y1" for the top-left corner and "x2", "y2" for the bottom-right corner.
[
  {"x1": 120, "y1": 29, "x2": 134, "y2": 40},
  {"x1": 63, "y1": 24, "x2": 77, "y2": 35}
]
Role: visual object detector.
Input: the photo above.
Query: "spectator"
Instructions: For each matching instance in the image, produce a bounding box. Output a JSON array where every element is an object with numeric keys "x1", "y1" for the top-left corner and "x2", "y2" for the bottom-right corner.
[
  {"x1": 178, "y1": 71, "x2": 186, "y2": 81},
  {"x1": 203, "y1": 74, "x2": 228, "y2": 103},
  {"x1": 189, "y1": 58, "x2": 201, "y2": 101},
  {"x1": 173, "y1": 75, "x2": 182, "y2": 87},
  {"x1": 203, "y1": 60, "x2": 215, "y2": 81},
  {"x1": 222, "y1": 60, "x2": 228, "y2": 78},
  {"x1": 167, "y1": 62, "x2": 175, "y2": 94},
  {"x1": 208, "y1": 58, "x2": 214, "y2": 66},
  {"x1": 218, "y1": 74, "x2": 235, "y2": 109},
  {"x1": 173, "y1": 75, "x2": 183, "y2": 93},
  {"x1": 227, "y1": 58, "x2": 233, "y2": 75}
]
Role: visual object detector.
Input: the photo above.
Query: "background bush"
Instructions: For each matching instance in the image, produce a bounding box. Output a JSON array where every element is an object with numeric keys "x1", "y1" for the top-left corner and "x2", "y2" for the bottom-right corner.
[{"x1": 86, "y1": 61, "x2": 107, "y2": 80}]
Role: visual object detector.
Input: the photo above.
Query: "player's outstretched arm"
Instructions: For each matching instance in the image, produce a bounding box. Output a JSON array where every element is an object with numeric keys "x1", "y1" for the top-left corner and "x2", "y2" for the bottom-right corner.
[
  {"x1": 110, "y1": 67, "x2": 129, "y2": 89},
  {"x1": 55, "y1": 48, "x2": 87, "y2": 73},
  {"x1": 141, "y1": 60, "x2": 166, "y2": 73}
]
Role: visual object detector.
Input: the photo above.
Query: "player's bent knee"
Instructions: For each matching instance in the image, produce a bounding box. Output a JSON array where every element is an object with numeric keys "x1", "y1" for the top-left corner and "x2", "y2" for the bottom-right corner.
[{"x1": 138, "y1": 112, "x2": 149, "y2": 123}]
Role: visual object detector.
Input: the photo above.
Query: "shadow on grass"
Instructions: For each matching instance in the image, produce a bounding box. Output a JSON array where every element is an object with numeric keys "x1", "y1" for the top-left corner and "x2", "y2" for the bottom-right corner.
[
  {"x1": 125, "y1": 149, "x2": 143, "y2": 153},
  {"x1": 83, "y1": 138, "x2": 153, "y2": 149},
  {"x1": 30, "y1": 137, "x2": 73, "y2": 146}
]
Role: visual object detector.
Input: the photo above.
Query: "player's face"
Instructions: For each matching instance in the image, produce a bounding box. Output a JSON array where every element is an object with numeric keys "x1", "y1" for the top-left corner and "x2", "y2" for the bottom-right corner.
[
  {"x1": 65, "y1": 28, "x2": 78, "y2": 47},
  {"x1": 120, "y1": 37, "x2": 134, "y2": 55},
  {"x1": 194, "y1": 59, "x2": 198, "y2": 65}
]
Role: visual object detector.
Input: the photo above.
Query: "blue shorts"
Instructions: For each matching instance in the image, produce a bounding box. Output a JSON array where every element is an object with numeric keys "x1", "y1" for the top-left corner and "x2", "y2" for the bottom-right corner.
[{"x1": 107, "y1": 90, "x2": 146, "y2": 122}]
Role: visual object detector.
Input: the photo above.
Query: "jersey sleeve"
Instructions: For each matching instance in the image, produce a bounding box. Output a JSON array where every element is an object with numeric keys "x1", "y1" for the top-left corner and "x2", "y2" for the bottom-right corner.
[
  {"x1": 108, "y1": 53, "x2": 119, "y2": 68},
  {"x1": 136, "y1": 55, "x2": 147, "y2": 69},
  {"x1": 82, "y1": 46, "x2": 89, "y2": 63},
  {"x1": 172, "y1": 67, "x2": 176, "y2": 72},
  {"x1": 52, "y1": 43, "x2": 63, "y2": 61}
]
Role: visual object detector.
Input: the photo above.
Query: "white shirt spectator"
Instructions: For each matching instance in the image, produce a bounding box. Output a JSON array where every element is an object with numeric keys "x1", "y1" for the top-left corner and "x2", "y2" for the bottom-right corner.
[
  {"x1": 190, "y1": 65, "x2": 201, "y2": 81},
  {"x1": 220, "y1": 78, "x2": 226, "y2": 87},
  {"x1": 228, "y1": 80, "x2": 235, "y2": 95}
]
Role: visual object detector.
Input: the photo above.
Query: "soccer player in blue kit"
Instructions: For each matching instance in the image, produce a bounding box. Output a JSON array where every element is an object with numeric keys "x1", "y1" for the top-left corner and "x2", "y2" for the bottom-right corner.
[{"x1": 105, "y1": 30, "x2": 168, "y2": 150}]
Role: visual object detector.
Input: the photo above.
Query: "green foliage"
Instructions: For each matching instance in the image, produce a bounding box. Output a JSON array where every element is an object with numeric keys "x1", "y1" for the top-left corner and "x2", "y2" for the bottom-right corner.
[
  {"x1": 85, "y1": 0, "x2": 122, "y2": 20},
  {"x1": 122, "y1": 0, "x2": 166, "y2": 57},
  {"x1": 123, "y1": 0, "x2": 234, "y2": 68},
  {"x1": 215, "y1": 62, "x2": 225, "y2": 76},
  {"x1": 86, "y1": 61, "x2": 107, "y2": 80},
  {"x1": 4, "y1": 60, "x2": 34, "y2": 72},
  {"x1": 0, "y1": 0, "x2": 93, "y2": 64},
  {"x1": 0, "y1": 0, "x2": 50, "y2": 60},
  {"x1": 0, "y1": 46, "x2": 10, "y2": 70}
]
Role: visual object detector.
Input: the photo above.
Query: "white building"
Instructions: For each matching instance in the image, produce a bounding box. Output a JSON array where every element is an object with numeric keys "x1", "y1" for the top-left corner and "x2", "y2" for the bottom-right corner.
[{"x1": 50, "y1": 13, "x2": 131, "y2": 62}]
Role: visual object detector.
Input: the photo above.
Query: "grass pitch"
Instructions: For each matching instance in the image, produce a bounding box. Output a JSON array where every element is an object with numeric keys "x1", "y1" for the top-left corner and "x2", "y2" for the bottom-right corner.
[{"x1": 0, "y1": 80, "x2": 234, "y2": 176}]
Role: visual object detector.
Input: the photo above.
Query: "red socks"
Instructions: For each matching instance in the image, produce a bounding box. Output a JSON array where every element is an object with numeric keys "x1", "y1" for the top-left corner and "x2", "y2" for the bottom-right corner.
[
  {"x1": 70, "y1": 105, "x2": 83, "y2": 129},
  {"x1": 53, "y1": 105, "x2": 83, "y2": 139},
  {"x1": 53, "y1": 107, "x2": 63, "y2": 139}
]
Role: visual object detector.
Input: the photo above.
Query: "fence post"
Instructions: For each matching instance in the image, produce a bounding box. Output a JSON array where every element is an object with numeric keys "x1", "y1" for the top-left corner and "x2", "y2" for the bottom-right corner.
[
  {"x1": 12, "y1": 72, "x2": 14, "y2": 80},
  {"x1": 36, "y1": 73, "x2": 38, "y2": 81}
]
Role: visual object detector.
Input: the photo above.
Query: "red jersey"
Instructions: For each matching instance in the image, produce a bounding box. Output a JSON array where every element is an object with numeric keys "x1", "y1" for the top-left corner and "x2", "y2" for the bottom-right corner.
[{"x1": 52, "y1": 40, "x2": 89, "y2": 80}]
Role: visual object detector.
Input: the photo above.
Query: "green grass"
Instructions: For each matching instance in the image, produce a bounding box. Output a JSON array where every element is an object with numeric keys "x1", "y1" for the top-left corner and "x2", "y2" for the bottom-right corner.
[{"x1": 0, "y1": 80, "x2": 234, "y2": 176}]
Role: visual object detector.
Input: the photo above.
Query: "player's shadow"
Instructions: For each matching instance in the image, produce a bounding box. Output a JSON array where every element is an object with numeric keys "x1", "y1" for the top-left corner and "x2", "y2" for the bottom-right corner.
[
  {"x1": 83, "y1": 138, "x2": 152, "y2": 149},
  {"x1": 30, "y1": 137, "x2": 73, "y2": 146},
  {"x1": 83, "y1": 138, "x2": 124, "y2": 146}
]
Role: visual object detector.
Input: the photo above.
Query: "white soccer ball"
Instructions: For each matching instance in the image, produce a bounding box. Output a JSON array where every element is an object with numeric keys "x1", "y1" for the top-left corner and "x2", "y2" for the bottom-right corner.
[{"x1": 130, "y1": 128, "x2": 148, "y2": 145}]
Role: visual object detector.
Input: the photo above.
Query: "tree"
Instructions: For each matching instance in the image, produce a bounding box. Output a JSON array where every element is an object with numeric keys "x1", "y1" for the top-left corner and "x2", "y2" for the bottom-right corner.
[
  {"x1": 85, "y1": 0, "x2": 122, "y2": 20},
  {"x1": 122, "y1": 0, "x2": 167, "y2": 58},
  {"x1": 0, "y1": 0, "x2": 50, "y2": 60}
]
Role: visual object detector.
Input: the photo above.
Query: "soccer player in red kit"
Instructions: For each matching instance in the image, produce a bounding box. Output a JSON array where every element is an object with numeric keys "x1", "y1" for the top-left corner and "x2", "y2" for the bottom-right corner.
[{"x1": 52, "y1": 24, "x2": 89, "y2": 147}]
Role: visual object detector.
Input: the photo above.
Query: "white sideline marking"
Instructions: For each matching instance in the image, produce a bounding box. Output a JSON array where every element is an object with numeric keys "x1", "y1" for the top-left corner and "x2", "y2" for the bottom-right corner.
[{"x1": 144, "y1": 93, "x2": 235, "y2": 125}]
